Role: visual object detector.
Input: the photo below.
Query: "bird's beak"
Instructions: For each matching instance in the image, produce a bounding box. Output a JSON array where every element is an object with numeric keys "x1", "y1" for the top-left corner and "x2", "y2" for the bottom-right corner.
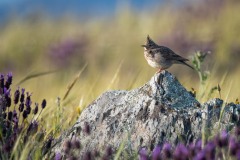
[{"x1": 141, "y1": 45, "x2": 146, "y2": 47}]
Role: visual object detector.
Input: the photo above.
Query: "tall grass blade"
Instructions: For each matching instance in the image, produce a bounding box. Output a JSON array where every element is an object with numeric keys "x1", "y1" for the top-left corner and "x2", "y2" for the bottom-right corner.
[
  {"x1": 17, "y1": 70, "x2": 58, "y2": 85},
  {"x1": 62, "y1": 63, "x2": 88, "y2": 100},
  {"x1": 107, "y1": 60, "x2": 123, "y2": 90}
]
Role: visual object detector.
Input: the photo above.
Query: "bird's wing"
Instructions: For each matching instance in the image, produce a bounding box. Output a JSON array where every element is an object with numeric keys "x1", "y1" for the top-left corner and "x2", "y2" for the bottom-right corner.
[{"x1": 157, "y1": 46, "x2": 189, "y2": 61}]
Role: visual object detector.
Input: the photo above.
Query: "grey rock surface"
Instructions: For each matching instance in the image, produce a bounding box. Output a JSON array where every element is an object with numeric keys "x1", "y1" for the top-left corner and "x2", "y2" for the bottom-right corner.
[{"x1": 51, "y1": 71, "x2": 240, "y2": 157}]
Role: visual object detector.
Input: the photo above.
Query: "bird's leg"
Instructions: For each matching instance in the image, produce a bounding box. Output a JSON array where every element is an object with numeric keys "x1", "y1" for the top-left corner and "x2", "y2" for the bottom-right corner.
[
  {"x1": 154, "y1": 68, "x2": 165, "y2": 95},
  {"x1": 156, "y1": 68, "x2": 163, "y2": 73}
]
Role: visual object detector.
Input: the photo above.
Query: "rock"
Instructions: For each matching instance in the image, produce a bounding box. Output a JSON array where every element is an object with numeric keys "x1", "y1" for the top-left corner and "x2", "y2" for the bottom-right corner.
[{"x1": 50, "y1": 71, "x2": 240, "y2": 158}]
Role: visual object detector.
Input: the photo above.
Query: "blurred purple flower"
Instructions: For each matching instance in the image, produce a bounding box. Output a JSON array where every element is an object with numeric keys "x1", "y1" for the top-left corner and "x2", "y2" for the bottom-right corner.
[
  {"x1": 55, "y1": 152, "x2": 62, "y2": 160},
  {"x1": 229, "y1": 136, "x2": 239, "y2": 156},
  {"x1": 83, "y1": 151, "x2": 92, "y2": 160},
  {"x1": 162, "y1": 143, "x2": 172, "y2": 159},
  {"x1": 204, "y1": 141, "x2": 215, "y2": 160},
  {"x1": 173, "y1": 144, "x2": 189, "y2": 160},
  {"x1": 159, "y1": 31, "x2": 214, "y2": 58},
  {"x1": 215, "y1": 130, "x2": 229, "y2": 148},
  {"x1": 139, "y1": 147, "x2": 148, "y2": 160},
  {"x1": 27, "y1": 120, "x2": 38, "y2": 135},
  {"x1": 194, "y1": 150, "x2": 206, "y2": 160},
  {"x1": 93, "y1": 149, "x2": 100, "y2": 157},
  {"x1": 152, "y1": 145, "x2": 161, "y2": 160},
  {"x1": 235, "y1": 127, "x2": 240, "y2": 136},
  {"x1": 83, "y1": 122, "x2": 91, "y2": 135},
  {"x1": 105, "y1": 146, "x2": 113, "y2": 157},
  {"x1": 188, "y1": 143, "x2": 196, "y2": 159},
  {"x1": 72, "y1": 139, "x2": 81, "y2": 149},
  {"x1": 236, "y1": 149, "x2": 240, "y2": 160},
  {"x1": 48, "y1": 37, "x2": 87, "y2": 67},
  {"x1": 195, "y1": 139, "x2": 202, "y2": 151},
  {"x1": 63, "y1": 140, "x2": 72, "y2": 153}
]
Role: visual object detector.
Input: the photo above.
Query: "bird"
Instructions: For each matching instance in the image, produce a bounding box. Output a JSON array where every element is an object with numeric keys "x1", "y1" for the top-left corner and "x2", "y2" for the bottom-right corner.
[{"x1": 141, "y1": 35, "x2": 194, "y2": 73}]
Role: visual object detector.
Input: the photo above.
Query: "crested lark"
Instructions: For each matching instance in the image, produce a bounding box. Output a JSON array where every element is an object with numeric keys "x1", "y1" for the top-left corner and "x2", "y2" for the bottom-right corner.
[{"x1": 141, "y1": 35, "x2": 194, "y2": 73}]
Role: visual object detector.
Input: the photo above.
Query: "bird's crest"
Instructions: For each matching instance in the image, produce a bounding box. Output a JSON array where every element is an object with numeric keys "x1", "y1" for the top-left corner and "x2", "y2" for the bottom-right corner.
[{"x1": 142, "y1": 35, "x2": 158, "y2": 48}]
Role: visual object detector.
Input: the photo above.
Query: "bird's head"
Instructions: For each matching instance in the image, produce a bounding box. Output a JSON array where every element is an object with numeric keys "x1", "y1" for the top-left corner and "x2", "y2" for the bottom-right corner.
[{"x1": 141, "y1": 35, "x2": 158, "y2": 49}]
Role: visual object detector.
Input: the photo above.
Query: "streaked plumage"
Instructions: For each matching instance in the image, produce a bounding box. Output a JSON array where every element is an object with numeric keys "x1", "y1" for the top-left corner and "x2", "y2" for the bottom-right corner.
[{"x1": 141, "y1": 35, "x2": 194, "y2": 72}]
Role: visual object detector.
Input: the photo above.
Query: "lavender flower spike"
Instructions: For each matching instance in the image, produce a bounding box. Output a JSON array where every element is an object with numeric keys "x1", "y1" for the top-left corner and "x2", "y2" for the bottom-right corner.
[
  {"x1": 152, "y1": 145, "x2": 161, "y2": 160},
  {"x1": 5, "y1": 72, "x2": 13, "y2": 89}
]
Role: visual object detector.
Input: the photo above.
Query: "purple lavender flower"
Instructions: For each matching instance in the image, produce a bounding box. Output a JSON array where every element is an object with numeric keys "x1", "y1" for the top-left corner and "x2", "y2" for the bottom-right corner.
[
  {"x1": 19, "y1": 102, "x2": 24, "y2": 112},
  {"x1": 162, "y1": 143, "x2": 172, "y2": 159},
  {"x1": 3, "y1": 112, "x2": 7, "y2": 119},
  {"x1": 5, "y1": 72, "x2": 12, "y2": 89},
  {"x1": 229, "y1": 136, "x2": 239, "y2": 156},
  {"x1": 33, "y1": 103, "x2": 38, "y2": 115},
  {"x1": 193, "y1": 150, "x2": 206, "y2": 160},
  {"x1": 152, "y1": 145, "x2": 161, "y2": 160},
  {"x1": 4, "y1": 88, "x2": 11, "y2": 107},
  {"x1": 236, "y1": 149, "x2": 240, "y2": 160},
  {"x1": 24, "y1": 93, "x2": 32, "y2": 114},
  {"x1": 13, "y1": 109, "x2": 18, "y2": 119},
  {"x1": 215, "y1": 130, "x2": 229, "y2": 148},
  {"x1": 20, "y1": 88, "x2": 25, "y2": 103},
  {"x1": 72, "y1": 139, "x2": 81, "y2": 149},
  {"x1": 83, "y1": 151, "x2": 92, "y2": 160},
  {"x1": 0, "y1": 73, "x2": 4, "y2": 93},
  {"x1": 23, "y1": 110, "x2": 28, "y2": 119},
  {"x1": 93, "y1": 149, "x2": 100, "y2": 157},
  {"x1": 105, "y1": 146, "x2": 113, "y2": 157},
  {"x1": 25, "y1": 92, "x2": 32, "y2": 108},
  {"x1": 204, "y1": 141, "x2": 215, "y2": 160},
  {"x1": 83, "y1": 122, "x2": 91, "y2": 135},
  {"x1": 7, "y1": 111, "x2": 13, "y2": 121},
  {"x1": 26, "y1": 106, "x2": 31, "y2": 114},
  {"x1": 55, "y1": 152, "x2": 62, "y2": 160},
  {"x1": 63, "y1": 140, "x2": 72, "y2": 153},
  {"x1": 14, "y1": 88, "x2": 20, "y2": 105},
  {"x1": 42, "y1": 136, "x2": 53, "y2": 155},
  {"x1": 27, "y1": 120, "x2": 38, "y2": 135},
  {"x1": 139, "y1": 147, "x2": 148, "y2": 160},
  {"x1": 173, "y1": 144, "x2": 189, "y2": 160},
  {"x1": 195, "y1": 139, "x2": 202, "y2": 151},
  {"x1": 235, "y1": 127, "x2": 240, "y2": 136},
  {"x1": 220, "y1": 130, "x2": 229, "y2": 146},
  {"x1": 48, "y1": 38, "x2": 86, "y2": 67},
  {"x1": 0, "y1": 72, "x2": 48, "y2": 158},
  {"x1": 13, "y1": 118, "x2": 19, "y2": 133},
  {"x1": 188, "y1": 143, "x2": 196, "y2": 159},
  {"x1": 41, "y1": 99, "x2": 47, "y2": 109}
]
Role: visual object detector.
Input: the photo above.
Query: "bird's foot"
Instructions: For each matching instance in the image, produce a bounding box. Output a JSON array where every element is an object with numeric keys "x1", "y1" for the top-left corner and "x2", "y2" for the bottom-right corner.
[{"x1": 156, "y1": 68, "x2": 164, "y2": 74}]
